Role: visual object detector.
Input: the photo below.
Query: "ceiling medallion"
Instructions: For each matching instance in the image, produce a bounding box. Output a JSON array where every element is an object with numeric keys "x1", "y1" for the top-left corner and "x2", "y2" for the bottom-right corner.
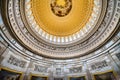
[{"x1": 50, "y1": 0, "x2": 72, "y2": 17}]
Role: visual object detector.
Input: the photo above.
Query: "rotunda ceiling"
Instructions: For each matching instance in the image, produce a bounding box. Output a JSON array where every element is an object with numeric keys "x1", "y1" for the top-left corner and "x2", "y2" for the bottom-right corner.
[
  {"x1": 30, "y1": 0, "x2": 93, "y2": 36},
  {"x1": 25, "y1": 0, "x2": 101, "y2": 44},
  {"x1": 2, "y1": 0, "x2": 119, "y2": 59}
]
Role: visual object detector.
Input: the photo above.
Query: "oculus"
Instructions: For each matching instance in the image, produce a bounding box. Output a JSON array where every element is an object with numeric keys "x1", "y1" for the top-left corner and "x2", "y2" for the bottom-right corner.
[{"x1": 50, "y1": 0, "x2": 72, "y2": 17}]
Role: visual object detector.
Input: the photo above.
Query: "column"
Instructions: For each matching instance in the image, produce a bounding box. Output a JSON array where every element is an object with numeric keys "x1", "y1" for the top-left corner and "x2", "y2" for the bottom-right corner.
[{"x1": 83, "y1": 61, "x2": 92, "y2": 80}]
